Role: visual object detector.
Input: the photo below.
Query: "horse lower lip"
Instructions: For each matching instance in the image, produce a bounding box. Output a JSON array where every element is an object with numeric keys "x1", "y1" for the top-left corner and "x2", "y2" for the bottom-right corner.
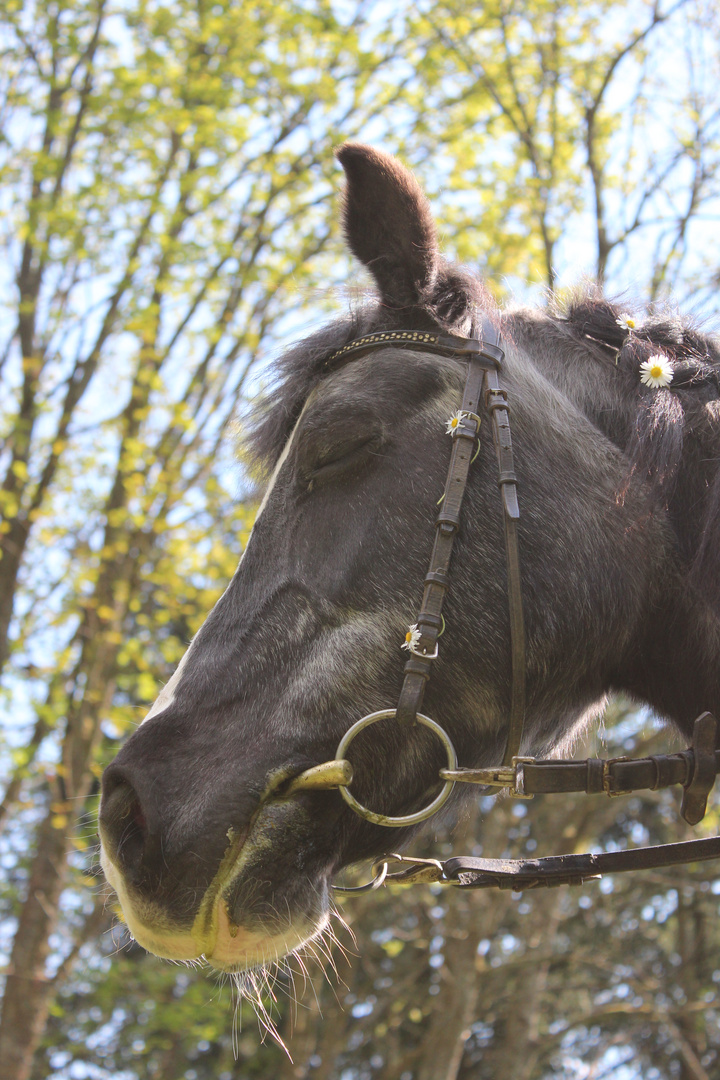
[{"x1": 206, "y1": 892, "x2": 327, "y2": 972}]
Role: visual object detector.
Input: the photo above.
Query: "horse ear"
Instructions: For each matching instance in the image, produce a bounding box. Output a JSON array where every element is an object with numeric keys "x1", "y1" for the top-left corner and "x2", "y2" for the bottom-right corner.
[{"x1": 335, "y1": 143, "x2": 440, "y2": 309}]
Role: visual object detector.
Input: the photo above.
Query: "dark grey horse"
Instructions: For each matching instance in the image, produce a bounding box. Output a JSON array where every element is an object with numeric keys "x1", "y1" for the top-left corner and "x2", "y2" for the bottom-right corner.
[{"x1": 99, "y1": 144, "x2": 720, "y2": 972}]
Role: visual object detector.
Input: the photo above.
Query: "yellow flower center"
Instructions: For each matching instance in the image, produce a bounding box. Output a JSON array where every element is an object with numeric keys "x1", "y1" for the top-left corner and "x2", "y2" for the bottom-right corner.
[
  {"x1": 405, "y1": 631, "x2": 412, "y2": 642},
  {"x1": 451, "y1": 416, "x2": 459, "y2": 428},
  {"x1": 650, "y1": 364, "x2": 663, "y2": 379},
  {"x1": 627, "y1": 318, "x2": 635, "y2": 329}
]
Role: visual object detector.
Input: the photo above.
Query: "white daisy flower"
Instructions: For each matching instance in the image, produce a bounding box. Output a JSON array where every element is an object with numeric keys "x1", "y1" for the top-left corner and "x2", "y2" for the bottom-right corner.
[
  {"x1": 616, "y1": 313, "x2": 637, "y2": 333},
  {"x1": 639, "y1": 354, "x2": 674, "y2": 389},
  {"x1": 401, "y1": 624, "x2": 422, "y2": 651},
  {"x1": 445, "y1": 409, "x2": 468, "y2": 435}
]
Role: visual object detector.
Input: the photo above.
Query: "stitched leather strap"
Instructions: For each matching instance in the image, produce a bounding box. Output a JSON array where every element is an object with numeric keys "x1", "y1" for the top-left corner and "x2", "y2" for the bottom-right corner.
[
  {"x1": 444, "y1": 752, "x2": 695, "y2": 795},
  {"x1": 395, "y1": 319, "x2": 516, "y2": 725},
  {"x1": 442, "y1": 715, "x2": 718, "y2": 822},
  {"x1": 441, "y1": 837, "x2": 720, "y2": 889},
  {"x1": 327, "y1": 329, "x2": 504, "y2": 367}
]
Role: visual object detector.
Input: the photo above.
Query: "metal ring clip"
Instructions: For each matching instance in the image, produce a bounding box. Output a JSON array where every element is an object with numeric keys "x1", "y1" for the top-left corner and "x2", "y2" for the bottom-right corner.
[
  {"x1": 332, "y1": 860, "x2": 389, "y2": 893},
  {"x1": 381, "y1": 853, "x2": 447, "y2": 885},
  {"x1": 336, "y1": 709, "x2": 458, "y2": 827}
]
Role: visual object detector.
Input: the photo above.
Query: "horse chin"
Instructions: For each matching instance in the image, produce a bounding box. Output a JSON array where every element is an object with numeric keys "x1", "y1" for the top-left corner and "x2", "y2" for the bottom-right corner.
[{"x1": 206, "y1": 899, "x2": 329, "y2": 973}]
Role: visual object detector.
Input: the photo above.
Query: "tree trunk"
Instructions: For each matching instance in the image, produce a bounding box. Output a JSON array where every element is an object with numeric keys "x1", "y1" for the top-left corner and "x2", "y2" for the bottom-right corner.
[
  {"x1": 414, "y1": 805, "x2": 511, "y2": 1080},
  {"x1": 0, "y1": 808, "x2": 70, "y2": 1080},
  {"x1": 413, "y1": 893, "x2": 484, "y2": 1080},
  {"x1": 0, "y1": 516, "x2": 30, "y2": 673}
]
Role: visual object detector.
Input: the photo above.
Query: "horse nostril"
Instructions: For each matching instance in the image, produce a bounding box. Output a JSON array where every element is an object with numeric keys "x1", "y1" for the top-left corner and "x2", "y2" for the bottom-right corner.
[
  {"x1": 100, "y1": 776, "x2": 148, "y2": 878},
  {"x1": 132, "y1": 801, "x2": 146, "y2": 830}
]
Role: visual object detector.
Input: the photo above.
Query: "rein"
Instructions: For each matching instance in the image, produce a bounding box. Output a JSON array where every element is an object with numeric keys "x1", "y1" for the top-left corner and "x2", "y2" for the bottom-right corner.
[{"x1": 287, "y1": 324, "x2": 720, "y2": 892}]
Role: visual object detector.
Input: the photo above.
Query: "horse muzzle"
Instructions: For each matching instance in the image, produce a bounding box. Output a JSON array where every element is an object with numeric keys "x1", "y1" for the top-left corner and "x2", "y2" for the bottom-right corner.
[{"x1": 99, "y1": 780, "x2": 332, "y2": 970}]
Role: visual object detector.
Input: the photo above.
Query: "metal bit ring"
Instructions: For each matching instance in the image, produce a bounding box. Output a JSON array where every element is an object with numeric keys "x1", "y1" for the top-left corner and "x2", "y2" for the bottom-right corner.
[{"x1": 335, "y1": 709, "x2": 457, "y2": 827}]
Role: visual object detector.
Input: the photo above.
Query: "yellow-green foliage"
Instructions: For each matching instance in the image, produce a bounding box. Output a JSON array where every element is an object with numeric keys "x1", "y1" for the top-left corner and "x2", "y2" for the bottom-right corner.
[{"x1": 0, "y1": 1, "x2": 718, "y2": 1078}]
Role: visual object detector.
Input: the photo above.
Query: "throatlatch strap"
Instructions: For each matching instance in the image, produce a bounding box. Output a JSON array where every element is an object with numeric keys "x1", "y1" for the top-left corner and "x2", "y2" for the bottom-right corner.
[{"x1": 483, "y1": 363, "x2": 525, "y2": 765}]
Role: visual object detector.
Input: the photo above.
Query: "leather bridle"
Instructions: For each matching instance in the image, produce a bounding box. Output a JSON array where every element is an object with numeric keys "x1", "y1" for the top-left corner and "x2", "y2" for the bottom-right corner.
[{"x1": 285, "y1": 323, "x2": 720, "y2": 891}]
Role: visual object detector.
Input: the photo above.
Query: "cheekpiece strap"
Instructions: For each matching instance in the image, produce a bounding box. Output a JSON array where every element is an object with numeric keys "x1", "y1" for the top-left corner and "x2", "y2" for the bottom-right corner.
[
  {"x1": 395, "y1": 317, "x2": 525, "y2": 748},
  {"x1": 324, "y1": 319, "x2": 528, "y2": 796}
]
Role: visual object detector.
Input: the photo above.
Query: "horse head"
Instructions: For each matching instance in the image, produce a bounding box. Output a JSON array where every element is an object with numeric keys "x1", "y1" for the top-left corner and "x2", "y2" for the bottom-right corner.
[{"x1": 99, "y1": 144, "x2": 720, "y2": 973}]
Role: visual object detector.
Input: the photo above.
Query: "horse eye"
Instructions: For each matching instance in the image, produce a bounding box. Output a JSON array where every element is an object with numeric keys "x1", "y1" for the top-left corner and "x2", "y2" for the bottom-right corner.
[{"x1": 297, "y1": 428, "x2": 384, "y2": 486}]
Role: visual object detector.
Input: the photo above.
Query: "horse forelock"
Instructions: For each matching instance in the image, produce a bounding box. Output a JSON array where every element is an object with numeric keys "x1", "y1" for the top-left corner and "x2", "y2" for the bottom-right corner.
[{"x1": 245, "y1": 267, "x2": 493, "y2": 479}]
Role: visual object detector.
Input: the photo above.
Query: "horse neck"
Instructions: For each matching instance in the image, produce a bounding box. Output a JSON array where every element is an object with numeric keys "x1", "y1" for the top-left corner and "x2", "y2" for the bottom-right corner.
[{"x1": 504, "y1": 309, "x2": 720, "y2": 738}]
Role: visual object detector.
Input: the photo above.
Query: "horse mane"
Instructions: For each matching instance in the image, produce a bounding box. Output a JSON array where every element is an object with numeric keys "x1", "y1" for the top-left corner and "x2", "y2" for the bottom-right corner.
[{"x1": 553, "y1": 293, "x2": 720, "y2": 608}]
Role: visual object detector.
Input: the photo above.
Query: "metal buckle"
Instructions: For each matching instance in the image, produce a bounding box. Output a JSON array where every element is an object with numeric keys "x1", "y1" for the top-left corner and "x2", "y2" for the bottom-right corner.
[
  {"x1": 602, "y1": 756, "x2": 632, "y2": 797},
  {"x1": 485, "y1": 386, "x2": 509, "y2": 410},
  {"x1": 451, "y1": 412, "x2": 482, "y2": 438},
  {"x1": 439, "y1": 756, "x2": 534, "y2": 798},
  {"x1": 408, "y1": 640, "x2": 439, "y2": 660},
  {"x1": 510, "y1": 756, "x2": 535, "y2": 799}
]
